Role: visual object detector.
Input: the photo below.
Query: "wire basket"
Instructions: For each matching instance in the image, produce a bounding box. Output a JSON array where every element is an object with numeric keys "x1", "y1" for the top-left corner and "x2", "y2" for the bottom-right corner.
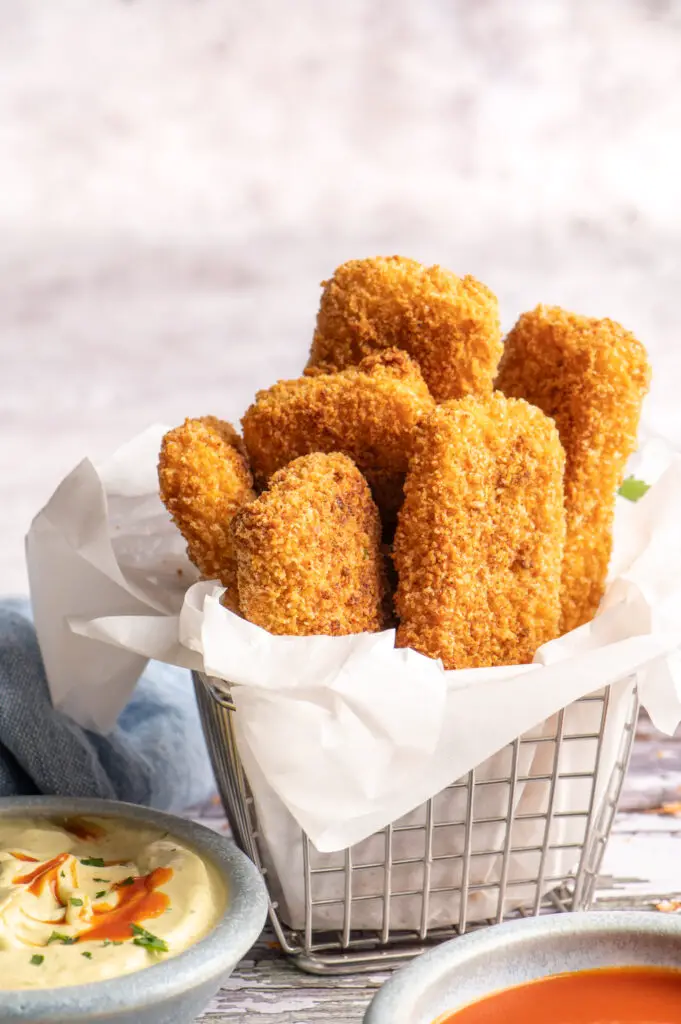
[{"x1": 194, "y1": 670, "x2": 638, "y2": 974}]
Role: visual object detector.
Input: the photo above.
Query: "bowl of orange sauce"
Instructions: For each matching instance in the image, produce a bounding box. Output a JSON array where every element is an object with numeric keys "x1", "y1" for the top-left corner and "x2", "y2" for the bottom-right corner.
[{"x1": 363, "y1": 913, "x2": 681, "y2": 1024}]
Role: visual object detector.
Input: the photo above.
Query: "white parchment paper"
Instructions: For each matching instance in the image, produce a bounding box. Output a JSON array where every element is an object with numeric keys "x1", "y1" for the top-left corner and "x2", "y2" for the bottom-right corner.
[
  {"x1": 25, "y1": 429, "x2": 681, "y2": 918},
  {"x1": 240, "y1": 677, "x2": 636, "y2": 930}
]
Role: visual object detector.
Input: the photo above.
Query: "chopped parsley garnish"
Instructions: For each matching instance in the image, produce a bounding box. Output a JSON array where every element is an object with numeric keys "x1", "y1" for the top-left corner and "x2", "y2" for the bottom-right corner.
[
  {"x1": 47, "y1": 931, "x2": 78, "y2": 945},
  {"x1": 82, "y1": 951, "x2": 93, "y2": 960},
  {"x1": 93, "y1": 877, "x2": 109, "y2": 883},
  {"x1": 80, "y1": 857, "x2": 105, "y2": 867},
  {"x1": 95, "y1": 890, "x2": 107, "y2": 899},
  {"x1": 60, "y1": 870, "x2": 66, "y2": 878},
  {"x1": 618, "y1": 476, "x2": 650, "y2": 502},
  {"x1": 118, "y1": 876, "x2": 135, "y2": 887},
  {"x1": 30, "y1": 954, "x2": 44, "y2": 966},
  {"x1": 130, "y1": 923, "x2": 168, "y2": 953},
  {"x1": 70, "y1": 897, "x2": 84, "y2": 907}
]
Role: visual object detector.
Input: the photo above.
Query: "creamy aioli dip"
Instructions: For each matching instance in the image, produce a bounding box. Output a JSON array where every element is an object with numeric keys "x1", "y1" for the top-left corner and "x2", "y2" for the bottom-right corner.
[{"x1": 0, "y1": 816, "x2": 226, "y2": 989}]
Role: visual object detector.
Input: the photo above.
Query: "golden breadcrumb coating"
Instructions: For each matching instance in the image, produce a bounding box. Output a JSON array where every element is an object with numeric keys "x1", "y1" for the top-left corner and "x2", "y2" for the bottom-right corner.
[
  {"x1": 231, "y1": 452, "x2": 388, "y2": 636},
  {"x1": 496, "y1": 306, "x2": 651, "y2": 632},
  {"x1": 394, "y1": 395, "x2": 566, "y2": 669},
  {"x1": 307, "y1": 256, "x2": 502, "y2": 401},
  {"x1": 158, "y1": 416, "x2": 255, "y2": 609},
  {"x1": 241, "y1": 348, "x2": 435, "y2": 521}
]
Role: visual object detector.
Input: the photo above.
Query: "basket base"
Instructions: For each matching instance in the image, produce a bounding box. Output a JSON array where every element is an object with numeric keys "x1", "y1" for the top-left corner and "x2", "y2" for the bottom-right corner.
[{"x1": 276, "y1": 884, "x2": 584, "y2": 975}]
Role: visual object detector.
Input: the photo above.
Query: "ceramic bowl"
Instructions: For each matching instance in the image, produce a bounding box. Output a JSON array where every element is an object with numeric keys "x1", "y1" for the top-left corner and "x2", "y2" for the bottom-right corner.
[
  {"x1": 363, "y1": 911, "x2": 681, "y2": 1024},
  {"x1": 0, "y1": 796, "x2": 268, "y2": 1024}
]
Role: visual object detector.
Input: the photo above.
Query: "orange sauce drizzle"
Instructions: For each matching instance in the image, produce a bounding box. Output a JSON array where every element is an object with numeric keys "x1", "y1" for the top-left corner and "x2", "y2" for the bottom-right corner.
[
  {"x1": 10, "y1": 852, "x2": 39, "y2": 862},
  {"x1": 14, "y1": 853, "x2": 70, "y2": 897},
  {"x1": 13, "y1": 851, "x2": 174, "y2": 944},
  {"x1": 60, "y1": 818, "x2": 107, "y2": 842},
  {"x1": 80, "y1": 867, "x2": 173, "y2": 942}
]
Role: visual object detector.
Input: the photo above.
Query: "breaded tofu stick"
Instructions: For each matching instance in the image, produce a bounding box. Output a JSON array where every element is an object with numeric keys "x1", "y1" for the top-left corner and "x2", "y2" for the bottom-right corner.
[
  {"x1": 394, "y1": 395, "x2": 566, "y2": 669},
  {"x1": 230, "y1": 452, "x2": 388, "y2": 636},
  {"x1": 496, "y1": 306, "x2": 651, "y2": 632},
  {"x1": 241, "y1": 349, "x2": 435, "y2": 521},
  {"x1": 307, "y1": 256, "x2": 502, "y2": 401},
  {"x1": 158, "y1": 416, "x2": 255, "y2": 610}
]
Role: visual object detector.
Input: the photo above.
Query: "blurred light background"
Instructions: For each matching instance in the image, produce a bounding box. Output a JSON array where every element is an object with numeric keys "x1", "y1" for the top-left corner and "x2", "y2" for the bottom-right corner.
[{"x1": 1, "y1": 0, "x2": 679, "y2": 592}]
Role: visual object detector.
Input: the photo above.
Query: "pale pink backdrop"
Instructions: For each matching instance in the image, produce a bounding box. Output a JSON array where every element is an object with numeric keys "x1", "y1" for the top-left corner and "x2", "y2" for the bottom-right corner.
[{"x1": 2, "y1": 0, "x2": 680, "y2": 593}]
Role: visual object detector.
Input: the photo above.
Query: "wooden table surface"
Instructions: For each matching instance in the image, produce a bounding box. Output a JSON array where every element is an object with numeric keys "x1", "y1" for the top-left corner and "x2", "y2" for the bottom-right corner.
[{"x1": 193, "y1": 715, "x2": 681, "y2": 1022}]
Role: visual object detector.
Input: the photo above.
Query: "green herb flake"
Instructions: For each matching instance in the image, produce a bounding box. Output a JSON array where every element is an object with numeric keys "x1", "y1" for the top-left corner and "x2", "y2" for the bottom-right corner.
[
  {"x1": 618, "y1": 476, "x2": 650, "y2": 502},
  {"x1": 118, "y1": 876, "x2": 135, "y2": 887},
  {"x1": 82, "y1": 951, "x2": 93, "y2": 960},
  {"x1": 47, "y1": 931, "x2": 78, "y2": 946},
  {"x1": 93, "y1": 878, "x2": 109, "y2": 884},
  {"x1": 95, "y1": 890, "x2": 107, "y2": 899},
  {"x1": 30, "y1": 954, "x2": 44, "y2": 966},
  {"x1": 130, "y1": 923, "x2": 168, "y2": 953},
  {"x1": 113, "y1": 940, "x2": 124, "y2": 946},
  {"x1": 80, "y1": 857, "x2": 105, "y2": 867},
  {"x1": 60, "y1": 870, "x2": 66, "y2": 878},
  {"x1": 70, "y1": 897, "x2": 84, "y2": 907},
  {"x1": 101, "y1": 940, "x2": 111, "y2": 947}
]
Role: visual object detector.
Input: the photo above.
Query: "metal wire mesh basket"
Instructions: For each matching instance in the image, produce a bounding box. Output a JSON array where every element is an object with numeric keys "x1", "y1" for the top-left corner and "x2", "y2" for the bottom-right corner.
[{"x1": 194, "y1": 670, "x2": 638, "y2": 974}]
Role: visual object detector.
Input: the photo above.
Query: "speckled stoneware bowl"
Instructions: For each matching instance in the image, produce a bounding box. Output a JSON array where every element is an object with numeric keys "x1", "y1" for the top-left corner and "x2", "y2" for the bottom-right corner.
[
  {"x1": 364, "y1": 912, "x2": 681, "y2": 1024},
  {"x1": 0, "y1": 796, "x2": 269, "y2": 1024}
]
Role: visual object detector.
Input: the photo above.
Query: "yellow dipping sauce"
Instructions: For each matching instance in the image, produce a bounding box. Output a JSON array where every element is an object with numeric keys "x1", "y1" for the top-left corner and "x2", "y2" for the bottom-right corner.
[{"x1": 0, "y1": 816, "x2": 226, "y2": 989}]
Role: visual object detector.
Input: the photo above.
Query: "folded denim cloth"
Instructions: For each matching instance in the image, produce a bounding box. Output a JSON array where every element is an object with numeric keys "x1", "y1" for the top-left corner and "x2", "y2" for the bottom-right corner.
[{"x1": 0, "y1": 599, "x2": 215, "y2": 811}]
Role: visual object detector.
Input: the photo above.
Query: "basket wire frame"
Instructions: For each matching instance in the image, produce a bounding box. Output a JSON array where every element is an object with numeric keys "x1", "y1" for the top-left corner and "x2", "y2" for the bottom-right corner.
[{"x1": 194, "y1": 672, "x2": 639, "y2": 975}]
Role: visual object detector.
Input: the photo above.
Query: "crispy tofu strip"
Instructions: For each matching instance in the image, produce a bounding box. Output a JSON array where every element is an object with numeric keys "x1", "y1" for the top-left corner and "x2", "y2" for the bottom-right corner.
[
  {"x1": 231, "y1": 453, "x2": 388, "y2": 636},
  {"x1": 394, "y1": 394, "x2": 566, "y2": 668},
  {"x1": 307, "y1": 256, "x2": 502, "y2": 401},
  {"x1": 242, "y1": 349, "x2": 434, "y2": 522},
  {"x1": 496, "y1": 306, "x2": 651, "y2": 631},
  {"x1": 158, "y1": 416, "x2": 255, "y2": 610}
]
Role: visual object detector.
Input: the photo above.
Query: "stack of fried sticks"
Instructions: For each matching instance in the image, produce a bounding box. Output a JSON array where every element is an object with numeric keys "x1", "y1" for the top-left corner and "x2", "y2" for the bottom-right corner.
[{"x1": 159, "y1": 256, "x2": 650, "y2": 670}]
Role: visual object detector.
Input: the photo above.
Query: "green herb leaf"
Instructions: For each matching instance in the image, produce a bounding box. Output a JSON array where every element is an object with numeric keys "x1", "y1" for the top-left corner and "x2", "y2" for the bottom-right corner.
[
  {"x1": 30, "y1": 954, "x2": 44, "y2": 966},
  {"x1": 95, "y1": 890, "x2": 107, "y2": 899},
  {"x1": 81, "y1": 951, "x2": 93, "y2": 960},
  {"x1": 60, "y1": 870, "x2": 66, "y2": 878},
  {"x1": 618, "y1": 476, "x2": 650, "y2": 502},
  {"x1": 130, "y1": 923, "x2": 168, "y2": 953},
  {"x1": 113, "y1": 940, "x2": 123, "y2": 945},
  {"x1": 47, "y1": 931, "x2": 78, "y2": 946},
  {"x1": 70, "y1": 897, "x2": 84, "y2": 907},
  {"x1": 93, "y1": 877, "x2": 109, "y2": 883},
  {"x1": 101, "y1": 940, "x2": 111, "y2": 947},
  {"x1": 118, "y1": 876, "x2": 135, "y2": 887}
]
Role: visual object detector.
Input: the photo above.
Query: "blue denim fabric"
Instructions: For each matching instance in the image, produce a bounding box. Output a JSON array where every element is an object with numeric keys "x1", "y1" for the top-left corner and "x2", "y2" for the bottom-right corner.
[{"x1": 0, "y1": 599, "x2": 215, "y2": 811}]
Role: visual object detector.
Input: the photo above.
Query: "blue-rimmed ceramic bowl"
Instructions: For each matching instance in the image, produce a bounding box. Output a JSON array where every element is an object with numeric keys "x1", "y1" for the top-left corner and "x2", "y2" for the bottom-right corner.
[
  {"x1": 364, "y1": 912, "x2": 681, "y2": 1024},
  {"x1": 0, "y1": 797, "x2": 268, "y2": 1024}
]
